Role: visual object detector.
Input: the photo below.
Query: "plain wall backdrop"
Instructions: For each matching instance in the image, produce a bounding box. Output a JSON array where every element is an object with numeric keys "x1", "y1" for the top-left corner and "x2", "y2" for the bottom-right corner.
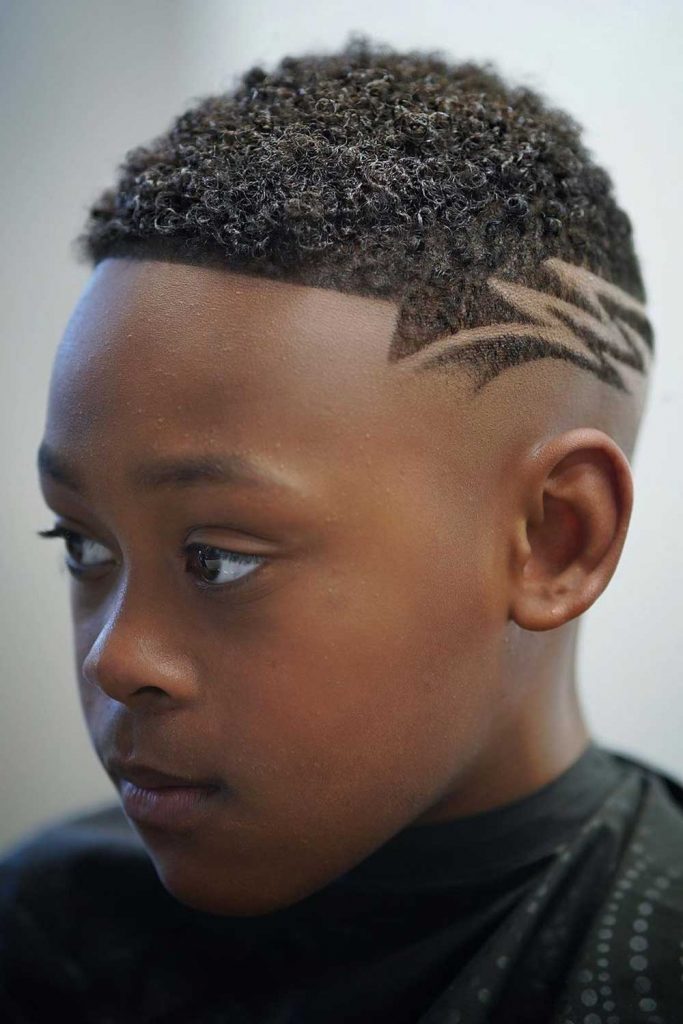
[{"x1": 1, "y1": 0, "x2": 681, "y2": 853}]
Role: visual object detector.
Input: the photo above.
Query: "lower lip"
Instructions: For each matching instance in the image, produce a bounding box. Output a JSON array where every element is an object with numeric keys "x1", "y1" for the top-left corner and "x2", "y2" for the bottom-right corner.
[{"x1": 119, "y1": 779, "x2": 221, "y2": 830}]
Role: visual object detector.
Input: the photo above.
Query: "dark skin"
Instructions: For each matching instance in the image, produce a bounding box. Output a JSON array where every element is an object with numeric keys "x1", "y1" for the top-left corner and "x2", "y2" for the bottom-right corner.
[{"x1": 37, "y1": 257, "x2": 641, "y2": 916}]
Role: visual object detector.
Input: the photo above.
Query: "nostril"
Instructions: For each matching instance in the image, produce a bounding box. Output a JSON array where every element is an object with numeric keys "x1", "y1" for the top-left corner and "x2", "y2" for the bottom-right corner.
[{"x1": 79, "y1": 609, "x2": 200, "y2": 707}]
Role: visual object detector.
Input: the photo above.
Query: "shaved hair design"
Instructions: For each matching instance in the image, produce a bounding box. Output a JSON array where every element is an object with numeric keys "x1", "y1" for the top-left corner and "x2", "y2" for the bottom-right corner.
[{"x1": 391, "y1": 259, "x2": 653, "y2": 392}]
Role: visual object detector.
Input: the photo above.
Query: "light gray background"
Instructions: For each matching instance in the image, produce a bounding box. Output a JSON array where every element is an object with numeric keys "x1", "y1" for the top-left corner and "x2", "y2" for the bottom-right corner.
[{"x1": 1, "y1": 0, "x2": 681, "y2": 853}]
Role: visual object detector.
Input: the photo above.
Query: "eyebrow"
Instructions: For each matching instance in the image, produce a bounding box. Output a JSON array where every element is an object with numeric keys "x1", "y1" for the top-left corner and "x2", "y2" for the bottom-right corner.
[{"x1": 36, "y1": 441, "x2": 296, "y2": 495}]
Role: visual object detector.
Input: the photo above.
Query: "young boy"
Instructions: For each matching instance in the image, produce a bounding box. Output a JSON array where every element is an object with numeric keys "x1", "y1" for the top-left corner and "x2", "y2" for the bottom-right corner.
[{"x1": 1, "y1": 37, "x2": 681, "y2": 1024}]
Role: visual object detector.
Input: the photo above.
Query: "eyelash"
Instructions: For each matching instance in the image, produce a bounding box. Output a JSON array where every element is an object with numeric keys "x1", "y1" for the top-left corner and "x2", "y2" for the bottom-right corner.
[{"x1": 36, "y1": 525, "x2": 266, "y2": 593}]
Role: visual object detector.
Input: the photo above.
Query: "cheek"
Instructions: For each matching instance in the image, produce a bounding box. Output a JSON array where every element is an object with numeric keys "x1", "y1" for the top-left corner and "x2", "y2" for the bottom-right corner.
[{"x1": 211, "y1": 522, "x2": 503, "y2": 828}]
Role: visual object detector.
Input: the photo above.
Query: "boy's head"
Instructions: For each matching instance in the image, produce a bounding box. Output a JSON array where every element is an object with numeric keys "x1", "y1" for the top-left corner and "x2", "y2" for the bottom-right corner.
[{"x1": 38, "y1": 38, "x2": 653, "y2": 916}]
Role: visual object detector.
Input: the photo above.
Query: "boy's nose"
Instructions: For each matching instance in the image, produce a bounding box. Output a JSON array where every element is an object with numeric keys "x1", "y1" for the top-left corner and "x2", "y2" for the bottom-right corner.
[{"x1": 80, "y1": 592, "x2": 201, "y2": 711}]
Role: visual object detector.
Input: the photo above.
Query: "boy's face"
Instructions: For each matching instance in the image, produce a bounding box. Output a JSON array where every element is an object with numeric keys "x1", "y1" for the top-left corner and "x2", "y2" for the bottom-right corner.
[{"x1": 39, "y1": 258, "x2": 519, "y2": 915}]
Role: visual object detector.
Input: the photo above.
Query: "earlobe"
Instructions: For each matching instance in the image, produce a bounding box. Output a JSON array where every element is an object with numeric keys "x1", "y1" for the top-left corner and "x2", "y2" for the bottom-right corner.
[{"x1": 510, "y1": 428, "x2": 633, "y2": 632}]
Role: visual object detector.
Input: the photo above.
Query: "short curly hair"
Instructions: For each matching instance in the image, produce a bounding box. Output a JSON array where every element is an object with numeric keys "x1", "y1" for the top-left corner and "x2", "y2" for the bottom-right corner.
[{"x1": 77, "y1": 35, "x2": 653, "y2": 392}]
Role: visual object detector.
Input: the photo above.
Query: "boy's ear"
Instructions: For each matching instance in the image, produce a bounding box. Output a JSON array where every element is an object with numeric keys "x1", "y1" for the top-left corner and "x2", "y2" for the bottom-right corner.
[{"x1": 509, "y1": 428, "x2": 633, "y2": 631}]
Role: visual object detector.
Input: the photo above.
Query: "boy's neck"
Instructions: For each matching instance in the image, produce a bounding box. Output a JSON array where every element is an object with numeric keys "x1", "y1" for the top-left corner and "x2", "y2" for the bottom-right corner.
[{"x1": 412, "y1": 624, "x2": 590, "y2": 823}]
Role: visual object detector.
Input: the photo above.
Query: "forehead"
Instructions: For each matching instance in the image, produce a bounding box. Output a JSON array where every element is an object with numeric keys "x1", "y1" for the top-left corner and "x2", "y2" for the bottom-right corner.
[
  {"x1": 47, "y1": 259, "x2": 406, "y2": 440},
  {"x1": 44, "y1": 258, "x2": 477, "y2": 501},
  {"x1": 43, "y1": 259, "x2": 504, "y2": 540}
]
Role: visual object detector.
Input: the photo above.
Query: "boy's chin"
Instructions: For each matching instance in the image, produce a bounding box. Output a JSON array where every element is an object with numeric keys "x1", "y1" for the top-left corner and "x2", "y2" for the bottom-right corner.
[
  {"x1": 162, "y1": 873, "x2": 316, "y2": 918},
  {"x1": 145, "y1": 845, "x2": 328, "y2": 918}
]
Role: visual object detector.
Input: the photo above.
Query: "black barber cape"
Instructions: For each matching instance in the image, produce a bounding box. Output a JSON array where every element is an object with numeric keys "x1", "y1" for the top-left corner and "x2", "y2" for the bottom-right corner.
[{"x1": 1, "y1": 741, "x2": 682, "y2": 1023}]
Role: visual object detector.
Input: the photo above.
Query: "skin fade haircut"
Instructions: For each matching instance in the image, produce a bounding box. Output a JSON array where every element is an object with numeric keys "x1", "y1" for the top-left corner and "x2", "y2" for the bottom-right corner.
[{"x1": 76, "y1": 35, "x2": 654, "y2": 401}]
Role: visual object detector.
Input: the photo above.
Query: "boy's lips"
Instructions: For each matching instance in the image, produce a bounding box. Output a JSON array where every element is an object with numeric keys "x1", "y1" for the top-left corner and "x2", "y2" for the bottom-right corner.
[
  {"x1": 109, "y1": 757, "x2": 226, "y2": 830},
  {"x1": 108, "y1": 758, "x2": 223, "y2": 791}
]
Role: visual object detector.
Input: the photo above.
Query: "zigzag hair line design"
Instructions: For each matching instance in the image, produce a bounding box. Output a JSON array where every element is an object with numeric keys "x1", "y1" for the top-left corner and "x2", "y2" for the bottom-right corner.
[
  {"x1": 390, "y1": 258, "x2": 653, "y2": 393},
  {"x1": 416, "y1": 333, "x2": 627, "y2": 393}
]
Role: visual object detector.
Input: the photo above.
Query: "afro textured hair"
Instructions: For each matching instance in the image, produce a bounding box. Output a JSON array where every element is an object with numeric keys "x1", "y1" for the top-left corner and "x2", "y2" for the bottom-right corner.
[{"x1": 76, "y1": 35, "x2": 652, "y2": 390}]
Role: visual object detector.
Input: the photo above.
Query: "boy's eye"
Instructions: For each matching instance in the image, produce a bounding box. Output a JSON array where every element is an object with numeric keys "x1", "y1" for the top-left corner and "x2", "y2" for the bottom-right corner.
[
  {"x1": 38, "y1": 526, "x2": 115, "y2": 573},
  {"x1": 184, "y1": 543, "x2": 265, "y2": 587},
  {"x1": 36, "y1": 526, "x2": 265, "y2": 589}
]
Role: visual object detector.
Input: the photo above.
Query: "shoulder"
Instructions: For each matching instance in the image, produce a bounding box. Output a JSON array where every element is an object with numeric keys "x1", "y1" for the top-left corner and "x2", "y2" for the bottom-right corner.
[
  {"x1": 0, "y1": 806, "x2": 249, "y2": 1021},
  {"x1": 556, "y1": 750, "x2": 683, "y2": 1021},
  {"x1": 608, "y1": 746, "x2": 683, "y2": 857},
  {"x1": 0, "y1": 802, "x2": 157, "y2": 921},
  {"x1": 0, "y1": 804, "x2": 171, "y2": 1017},
  {"x1": 602, "y1": 747, "x2": 683, "y2": 920}
]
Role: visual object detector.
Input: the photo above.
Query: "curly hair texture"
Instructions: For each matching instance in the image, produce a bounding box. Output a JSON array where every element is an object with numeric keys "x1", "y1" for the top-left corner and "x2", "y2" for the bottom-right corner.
[{"x1": 77, "y1": 36, "x2": 653, "y2": 392}]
